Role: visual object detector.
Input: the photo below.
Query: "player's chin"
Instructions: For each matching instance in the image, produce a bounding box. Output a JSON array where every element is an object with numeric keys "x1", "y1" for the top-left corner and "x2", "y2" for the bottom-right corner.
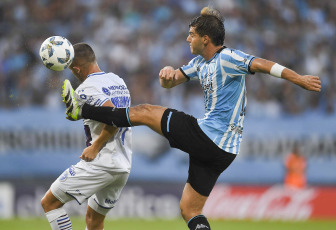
[
  {"x1": 190, "y1": 47, "x2": 200, "y2": 55},
  {"x1": 190, "y1": 47, "x2": 196, "y2": 54}
]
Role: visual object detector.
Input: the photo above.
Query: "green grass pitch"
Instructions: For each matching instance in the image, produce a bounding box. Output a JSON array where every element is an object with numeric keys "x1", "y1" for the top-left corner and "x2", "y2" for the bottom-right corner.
[{"x1": 0, "y1": 218, "x2": 335, "y2": 230}]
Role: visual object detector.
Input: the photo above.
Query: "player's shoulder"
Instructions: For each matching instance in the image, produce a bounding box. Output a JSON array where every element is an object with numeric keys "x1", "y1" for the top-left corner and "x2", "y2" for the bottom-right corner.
[
  {"x1": 89, "y1": 71, "x2": 118, "y2": 80},
  {"x1": 219, "y1": 47, "x2": 253, "y2": 62},
  {"x1": 104, "y1": 71, "x2": 120, "y2": 79},
  {"x1": 101, "y1": 71, "x2": 125, "y2": 83},
  {"x1": 86, "y1": 72, "x2": 121, "y2": 83},
  {"x1": 219, "y1": 47, "x2": 240, "y2": 56},
  {"x1": 78, "y1": 71, "x2": 127, "y2": 91}
]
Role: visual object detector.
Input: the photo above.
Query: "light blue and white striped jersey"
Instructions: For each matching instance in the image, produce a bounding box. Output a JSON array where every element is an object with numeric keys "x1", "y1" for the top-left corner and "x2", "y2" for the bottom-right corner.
[{"x1": 180, "y1": 47, "x2": 256, "y2": 154}]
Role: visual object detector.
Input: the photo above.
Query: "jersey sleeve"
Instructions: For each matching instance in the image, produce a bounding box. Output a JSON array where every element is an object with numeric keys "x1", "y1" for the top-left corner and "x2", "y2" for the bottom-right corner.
[
  {"x1": 76, "y1": 85, "x2": 109, "y2": 107},
  {"x1": 179, "y1": 56, "x2": 201, "y2": 80},
  {"x1": 220, "y1": 49, "x2": 256, "y2": 76}
]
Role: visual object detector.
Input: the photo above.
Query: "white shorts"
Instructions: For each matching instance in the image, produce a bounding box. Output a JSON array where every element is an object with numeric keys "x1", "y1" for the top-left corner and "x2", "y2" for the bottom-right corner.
[{"x1": 50, "y1": 162, "x2": 129, "y2": 216}]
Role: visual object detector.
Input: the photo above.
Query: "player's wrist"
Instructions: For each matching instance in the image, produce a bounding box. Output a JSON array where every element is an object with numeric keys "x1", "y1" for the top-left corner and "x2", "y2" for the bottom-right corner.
[{"x1": 90, "y1": 142, "x2": 103, "y2": 151}]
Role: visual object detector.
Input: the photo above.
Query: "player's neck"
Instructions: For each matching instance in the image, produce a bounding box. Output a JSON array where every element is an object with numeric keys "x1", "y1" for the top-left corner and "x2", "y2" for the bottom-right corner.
[
  {"x1": 85, "y1": 64, "x2": 102, "y2": 78},
  {"x1": 202, "y1": 45, "x2": 223, "y2": 61}
]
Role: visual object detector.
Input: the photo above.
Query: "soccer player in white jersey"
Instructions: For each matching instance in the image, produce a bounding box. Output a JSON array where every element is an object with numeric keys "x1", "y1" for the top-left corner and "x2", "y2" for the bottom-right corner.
[
  {"x1": 41, "y1": 43, "x2": 132, "y2": 230},
  {"x1": 62, "y1": 7, "x2": 321, "y2": 230}
]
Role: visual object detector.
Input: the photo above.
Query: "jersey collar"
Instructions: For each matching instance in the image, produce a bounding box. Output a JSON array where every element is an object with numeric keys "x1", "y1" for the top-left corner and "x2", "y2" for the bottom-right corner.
[
  {"x1": 87, "y1": 71, "x2": 105, "y2": 78},
  {"x1": 206, "y1": 46, "x2": 226, "y2": 63},
  {"x1": 216, "y1": 46, "x2": 226, "y2": 53}
]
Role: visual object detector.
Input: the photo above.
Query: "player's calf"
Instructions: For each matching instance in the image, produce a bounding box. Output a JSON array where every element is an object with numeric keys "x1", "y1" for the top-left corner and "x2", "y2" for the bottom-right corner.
[
  {"x1": 82, "y1": 104, "x2": 132, "y2": 127},
  {"x1": 85, "y1": 206, "x2": 105, "y2": 230}
]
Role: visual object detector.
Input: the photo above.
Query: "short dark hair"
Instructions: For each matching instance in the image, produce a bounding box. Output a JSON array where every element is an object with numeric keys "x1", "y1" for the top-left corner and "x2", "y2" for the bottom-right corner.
[
  {"x1": 189, "y1": 7, "x2": 225, "y2": 46},
  {"x1": 72, "y1": 43, "x2": 96, "y2": 65}
]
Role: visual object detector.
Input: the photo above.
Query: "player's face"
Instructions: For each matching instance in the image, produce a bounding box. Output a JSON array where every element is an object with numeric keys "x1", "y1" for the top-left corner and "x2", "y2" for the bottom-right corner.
[{"x1": 187, "y1": 27, "x2": 205, "y2": 55}]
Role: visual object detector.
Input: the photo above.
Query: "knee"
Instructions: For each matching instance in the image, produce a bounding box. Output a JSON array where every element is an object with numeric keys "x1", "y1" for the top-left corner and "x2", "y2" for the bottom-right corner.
[
  {"x1": 40, "y1": 195, "x2": 47, "y2": 211},
  {"x1": 41, "y1": 194, "x2": 55, "y2": 212},
  {"x1": 135, "y1": 104, "x2": 154, "y2": 113},
  {"x1": 40, "y1": 191, "x2": 63, "y2": 213},
  {"x1": 130, "y1": 104, "x2": 157, "y2": 124}
]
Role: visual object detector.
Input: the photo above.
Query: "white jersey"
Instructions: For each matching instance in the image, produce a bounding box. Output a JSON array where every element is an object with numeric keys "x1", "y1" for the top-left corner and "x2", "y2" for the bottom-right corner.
[{"x1": 75, "y1": 71, "x2": 132, "y2": 173}]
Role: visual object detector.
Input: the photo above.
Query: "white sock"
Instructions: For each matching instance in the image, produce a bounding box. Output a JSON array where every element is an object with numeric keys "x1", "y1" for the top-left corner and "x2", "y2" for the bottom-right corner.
[{"x1": 45, "y1": 207, "x2": 72, "y2": 230}]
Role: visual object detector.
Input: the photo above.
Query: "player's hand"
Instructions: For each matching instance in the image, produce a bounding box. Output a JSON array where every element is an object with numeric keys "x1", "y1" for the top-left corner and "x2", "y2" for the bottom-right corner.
[
  {"x1": 159, "y1": 66, "x2": 176, "y2": 80},
  {"x1": 80, "y1": 145, "x2": 99, "y2": 162},
  {"x1": 298, "y1": 75, "x2": 321, "y2": 92},
  {"x1": 159, "y1": 66, "x2": 176, "y2": 88}
]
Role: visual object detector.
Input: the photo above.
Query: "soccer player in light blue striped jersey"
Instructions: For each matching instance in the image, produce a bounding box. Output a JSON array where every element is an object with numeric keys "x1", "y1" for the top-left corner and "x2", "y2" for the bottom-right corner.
[
  {"x1": 62, "y1": 7, "x2": 321, "y2": 230},
  {"x1": 180, "y1": 47, "x2": 254, "y2": 155}
]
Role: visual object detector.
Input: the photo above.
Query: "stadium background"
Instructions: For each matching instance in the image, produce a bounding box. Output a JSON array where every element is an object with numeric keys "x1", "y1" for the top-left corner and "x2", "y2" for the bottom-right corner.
[{"x1": 0, "y1": 0, "x2": 335, "y2": 228}]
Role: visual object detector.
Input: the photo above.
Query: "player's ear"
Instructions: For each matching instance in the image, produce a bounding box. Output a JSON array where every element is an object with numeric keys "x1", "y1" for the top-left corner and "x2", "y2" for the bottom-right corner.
[
  {"x1": 72, "y1": 66, "x2": 80, "y2": 74},
  {"x1": 203, "y1": 35, "x2": 210, "y2": 46}
]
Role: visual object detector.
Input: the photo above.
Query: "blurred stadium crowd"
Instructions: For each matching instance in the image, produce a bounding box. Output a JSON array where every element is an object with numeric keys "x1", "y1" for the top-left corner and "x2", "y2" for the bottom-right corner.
[{"x1": 0, "y1": 0, "x2": 335, "y2": 117}]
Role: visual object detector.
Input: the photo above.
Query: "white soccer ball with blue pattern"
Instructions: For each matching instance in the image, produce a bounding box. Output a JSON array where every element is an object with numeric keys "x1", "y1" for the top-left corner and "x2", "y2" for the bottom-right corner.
[{"x1": 39, "y1": 36, "x2": 74, "y2": 71}]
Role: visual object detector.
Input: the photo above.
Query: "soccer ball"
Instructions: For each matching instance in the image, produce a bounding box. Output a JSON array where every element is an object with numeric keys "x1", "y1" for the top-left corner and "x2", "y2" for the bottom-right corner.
[{"x1": 39, "y1": 36, "x2": 74, "y2": 71}]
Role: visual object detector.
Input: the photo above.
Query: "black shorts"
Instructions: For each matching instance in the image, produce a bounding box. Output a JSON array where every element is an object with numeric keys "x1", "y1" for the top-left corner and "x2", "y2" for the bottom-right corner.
[{"x1": 161, "y1": 108, "x2": 236, "y2": 196}]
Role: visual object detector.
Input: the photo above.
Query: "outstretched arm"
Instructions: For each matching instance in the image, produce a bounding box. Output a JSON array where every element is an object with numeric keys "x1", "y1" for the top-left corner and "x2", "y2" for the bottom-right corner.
[
  {"x1": 159, "y1": 66, "x2": 188, "y2": 88},
  {"x1": 80, "y1": 100, "x2": 118, "y2": 161},
  {"x1": 249, "y1": 58, "x2": 321, "y2": 92}
]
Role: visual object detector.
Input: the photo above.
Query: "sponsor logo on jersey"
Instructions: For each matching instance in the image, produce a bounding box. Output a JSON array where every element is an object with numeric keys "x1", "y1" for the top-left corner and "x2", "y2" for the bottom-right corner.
[
  {"x1": 80, "y1": 94, "x2": 87, "y2": 99},
  {"x1": 229, "y1": 123, "x2": 243, "y2": 134},
  {"x1": 59, "y1": 171, "x2": 68, "y2": 182},
  {"x1": 200, "y1": 77, "x2": 214, "y2": 94},
  {"x1": 68, "y1": 166, "x2": 76, "y2": 176},
  {"x1": 102, "y1": 87, "x2": 111, "y2": 96},
  {"x1": 105, "y1": 198, "x2": 118, "y2": 205},
  {"x1": 111, "y1": 96, "x2": 131, "y2": 107},
  {"x1": 108, "y1": 85, "x2": 127, "y2": 90}
]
